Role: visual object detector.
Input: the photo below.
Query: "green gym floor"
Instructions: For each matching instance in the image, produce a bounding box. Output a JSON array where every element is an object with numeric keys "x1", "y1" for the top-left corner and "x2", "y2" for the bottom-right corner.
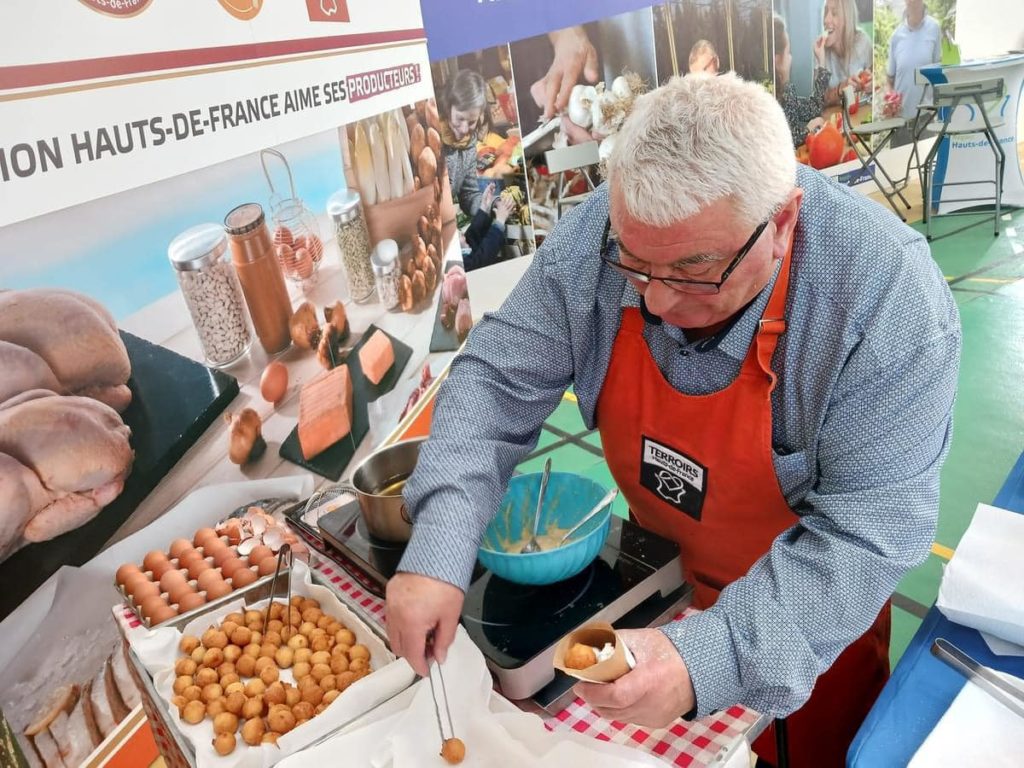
[{"x1": 515, "y1": 205, "x2": 1024, "y2": 668}]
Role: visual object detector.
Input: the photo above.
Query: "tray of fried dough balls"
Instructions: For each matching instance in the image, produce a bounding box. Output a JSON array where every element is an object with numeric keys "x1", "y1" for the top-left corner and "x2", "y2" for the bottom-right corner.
[{"x1": 122, "y1": 558, "x2": 415, "y2": 768}]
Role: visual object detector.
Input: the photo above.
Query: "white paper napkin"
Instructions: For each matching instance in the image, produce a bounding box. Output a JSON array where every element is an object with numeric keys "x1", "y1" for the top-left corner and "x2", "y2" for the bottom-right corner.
[
  {"x1": 280, "y1": 628, "x2": 664, "y2": 768},
  {"x1": 936, "y1": 504, "x2": 1024, "y2": 647},
  {"x1": 908, "y1": 671, "x2": 1024, "y2": 767}
]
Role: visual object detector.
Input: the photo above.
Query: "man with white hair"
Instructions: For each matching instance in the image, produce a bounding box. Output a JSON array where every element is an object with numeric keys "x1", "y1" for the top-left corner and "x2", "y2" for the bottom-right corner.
[{"x1": 386, "y1": 73, "x2": 960, "y2": 766}]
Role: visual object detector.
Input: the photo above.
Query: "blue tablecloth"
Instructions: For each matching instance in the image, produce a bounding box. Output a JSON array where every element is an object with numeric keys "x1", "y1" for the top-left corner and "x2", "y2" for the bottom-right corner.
[{"x1": 847, "y1": 450, "x2": 1024, "y2": 766}]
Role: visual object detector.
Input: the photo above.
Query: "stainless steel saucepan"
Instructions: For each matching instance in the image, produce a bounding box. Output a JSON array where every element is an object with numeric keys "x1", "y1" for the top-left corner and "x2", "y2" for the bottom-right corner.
[{"x1": 342, "y1": 437, "x2": 425, "y2": 542}]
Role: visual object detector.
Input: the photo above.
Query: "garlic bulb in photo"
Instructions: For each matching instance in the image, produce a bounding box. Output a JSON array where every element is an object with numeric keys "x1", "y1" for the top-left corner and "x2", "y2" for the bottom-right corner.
[{"x1": 567, "y1": 84, "x2": 597, "y2": 128}]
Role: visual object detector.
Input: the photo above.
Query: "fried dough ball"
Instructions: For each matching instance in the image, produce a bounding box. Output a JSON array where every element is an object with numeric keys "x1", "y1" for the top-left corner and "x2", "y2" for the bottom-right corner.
[
  {"x1": 202, "y1": 648, "x2": 225, "y2": 668},
  {"x1": 294, "y1": 648, "x2": 313, "y2": 665},
  {"x1": 288, "y1": 634, "x2": 309, "y2": 651},
  {"x1": 182, "y1": 685, "x2": 202, "y2": 703},
  {"x1": 230, "y1": 626, "x2": 252, "y2": 647},
  {"x1": 244, "y1": 679, "x2": 266, "y2": 698},
  {"x1": 225, "y1": 691, "x2": 246, "y2": 716},
  {"x1": 292, "y1": 701, "x2": 315, "y2": 721},
  {"x1": 172, "y1": 695, "x2": 188, "y2": 715},
  {"x1": 206, "y1": 698, "x2": 227, "y2": 718},
  {"x1": 223, "y1": 645, "x2": 242, "y2": 664},
  {"x1": 292, "y1": 662, "x2": 312, "y2": 681},
  {"x1": 336, "y1": 629, "x2": 356, "y2": 646},
  {"x1": 220, "y1": 673, "x2": 240, "y2": 688},
  {"x1": 254, "y1": 656, "x2": 276, "y2": 675},
  {"x1": 335, "y1": 671, "x2": 358, "y2": 692},
  {"x1": 202, "y1": 629, "x2": 229, "y2": 650},
  {"x1": 236, "y1": 654, "x2": 256, "y2": 677},
  {"x1": 173, "y1": 676, "x2": 193, "y2": 696},
  {"x1": 179, "y1": 636, "x2": 201, "y2": 655},
  {"x1": 441, "y1": 737, "x2": 466, "y2": 764},
  {"x1": 284, "y1": 686, "x2": 302, "y2": 707},
  {"x1": 182, "y1": 700, "x2": 206, "y2": 724},
  {"x1": 262, "y1": 732, "x2": 280, "y2": 746},
  {"x1": 175, "y1": 658, "x2": 197, "y2": 677},
  {"x1": 267, "y1": 707, "x2": 296, "y2": 735},
  {"x1": 224, "y1": 682, "x2": 245, "y2": 695},
  {"x1": 201, "y1": 683, "x2": 223, "y2": 704},
  {"x1": 195, "y1": 668, "x2": 219, "y2": 687},
  {"x1": 213, "y1": 712, "x2": 238, "y2": 735},
  {"x1": 241, "y1": 717, "x2": 265, "y2": 746},
  {"x1": 275, "y1": 647, "x2": 294, "y2": 669},
  {"x1": 322, "y1": 689, "x2": 340, "y2": 706},
  {"x1": 310, "y1": 663, "x2": 331, "y2": 683},
  {"x1": 190, "y1": 647, "x2": 206, "y2": 664},
  {"x1": 260, "y1": 665, "x2": 280, "y2": 685},
  {"x1": 310, "y1": 651, "x2": 331, "y2": 667},
  {"x1": 242, "y1": 695, "x2": 264, "y2": 720},
  {"x1": 301, "y1": 684, "x2": 324, "y2": 706},
  {"x1": 213, "y1": 732, "x2": 236, "y2": 756},
  {"x1": 348, "y1": 657, "x2": 369, "y2": 674},
  {"x1": 330, "y1": 656, "x2": 349, "y2": 675},
  {"x1": 264, "y1": 682, "x2": 287, "y2": 706},
  {"x1": 564, "y1": 643, "x2": 598, "y2": 670}
]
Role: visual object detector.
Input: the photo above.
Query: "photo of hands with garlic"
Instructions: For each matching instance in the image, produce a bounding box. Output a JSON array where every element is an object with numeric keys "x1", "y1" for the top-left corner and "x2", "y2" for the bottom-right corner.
[{"x1": 557, "y1": 73, "x2": 646, "y2": 163}]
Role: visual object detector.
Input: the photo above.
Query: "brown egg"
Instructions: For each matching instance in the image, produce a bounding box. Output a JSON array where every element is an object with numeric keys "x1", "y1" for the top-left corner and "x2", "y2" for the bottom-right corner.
[
  {"x1": 159, "y1": 569, "x2": 187, "y2": 595},
  {"x1": 177, "y1": 591, "x2": 207, "y2": 613},
  {"x1": 187, "y1": 557, "x2": 213, "y2": 580},
  {"x1": 193, "y1": 527, "x2": 219, "y2": 548},
  {"x1": 231, "y1": 567, "x2": 258, "y2": 589},
  {"x1": 205, "y1": 578, "x2": 233, "y2": 601},
  {"x1": 220, "y1": 556, "x2": 246, "y2": 579},
  {"x1": 257, "y1": 557, "x2": 279, "y2": 576},
  {"x1": 169, "y1": 538, "x2": 194, "y2": 559},
  {"x1": 205, "y1": 540, "x2": 231, "y2": 565},
  {"x1": 140, "y1": 594, "x2": 169, "y2": 617},
  {"x1": 197, "y1": 569, "x2": 223, "y2": 592},
  {"x1": 148, "y1": 603, "x2": 179, "y2": 625},
  {"x1": 129, "y1": 579, "x2": 161, "y2": 602},
  {"x1": 260, "y1": 361, "x2": 289, "y2": 404},
  {"x1": 167, "y1": 580, "x2": 195, "y2": 604},
  {"x1": 247, "y1": 546, "x2": 274, "y2": 566},
  {"x1": 150, "y1": 559, "x2": 175, "y2": 580},
  {"x1": 178, "y1": 548, "x2": 202, "y2": 567},
  {"x1": 121, "y1": 570, "x2": 151, "y2": 594},
  {"x1": 116, "y1": 563, "x2": 142, "y2": 587},
  {"x1": 142, "y1": 550, "x2": 168, "y2": 574}
]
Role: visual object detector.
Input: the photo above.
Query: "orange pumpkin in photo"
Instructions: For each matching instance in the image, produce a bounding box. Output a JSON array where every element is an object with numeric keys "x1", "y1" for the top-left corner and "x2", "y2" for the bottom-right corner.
[{"x1": 806, "y1": 123, "x2": 844, "y2": 170}]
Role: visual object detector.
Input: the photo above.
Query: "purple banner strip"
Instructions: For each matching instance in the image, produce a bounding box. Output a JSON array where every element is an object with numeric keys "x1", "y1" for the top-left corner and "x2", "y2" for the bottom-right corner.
[{"x1": 421, "y1": 0, "x2": 656, "y2": 61}]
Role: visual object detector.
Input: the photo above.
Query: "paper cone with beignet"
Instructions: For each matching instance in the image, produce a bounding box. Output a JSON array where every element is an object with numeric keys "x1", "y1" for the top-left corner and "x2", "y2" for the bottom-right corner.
[{"x1": 553, "y1": 621, "x2": 636, "y2": 683}]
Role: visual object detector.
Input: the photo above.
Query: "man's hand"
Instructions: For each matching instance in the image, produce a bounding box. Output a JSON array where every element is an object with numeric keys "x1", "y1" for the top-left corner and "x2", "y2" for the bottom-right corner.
[
  {"x1": 480, "y1": 182, "x2": 497, "y2": 213},
  {"x1": 531, "y1": 26, "x2": 600, "y2": 120},
  {"x1": 385, "y1": 572, "x2": 464, "y2": 678},
  {"x1": 573, "y1": 628, "x2": 696, "y2": 728},
  {"x1": 560, "y1": 114, "x2": 600, "y2": 146},
  {"x1": 494, "y1": 195, "x2": 516, "y2": 226}
]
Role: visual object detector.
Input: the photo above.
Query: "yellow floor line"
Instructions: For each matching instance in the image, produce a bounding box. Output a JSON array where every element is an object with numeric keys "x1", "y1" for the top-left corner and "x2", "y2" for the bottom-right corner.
[
  {"x1": 563, "y1": 390, "x2": 578, "y2": 403},
  {"x1": 931, "y1": 542, "x2": 955, "y2": 560},
  {"x1": 961, "y1": 276, "x2": 1019, "y2": 285}
]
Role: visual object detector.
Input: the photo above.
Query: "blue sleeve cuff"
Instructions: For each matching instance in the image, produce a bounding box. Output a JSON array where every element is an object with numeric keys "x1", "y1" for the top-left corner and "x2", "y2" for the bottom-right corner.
[{"x1": 397, "y1": 488, "x2": 482, "y2": 593}]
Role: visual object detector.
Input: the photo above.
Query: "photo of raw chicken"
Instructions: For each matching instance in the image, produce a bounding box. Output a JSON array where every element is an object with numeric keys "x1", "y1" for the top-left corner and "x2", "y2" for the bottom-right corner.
[{"x1": 0, "y1": 289, "x2": 135, "y2": 562}]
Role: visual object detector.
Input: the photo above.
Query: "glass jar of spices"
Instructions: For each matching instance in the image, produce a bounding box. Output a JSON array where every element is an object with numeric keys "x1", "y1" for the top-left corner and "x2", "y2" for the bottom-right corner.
[
  {"x1": 168, "y1": 223, "x2": 252, "y2": 368},
  {"x1": 327, "y1": 189, "x2": 375, "y2": 303},
  {"x1": 224, "y1": 202, "x2": 293, "y2": 355},
  {"x1": 371, "y1": 239, "x2": 400, "y2": 310}
]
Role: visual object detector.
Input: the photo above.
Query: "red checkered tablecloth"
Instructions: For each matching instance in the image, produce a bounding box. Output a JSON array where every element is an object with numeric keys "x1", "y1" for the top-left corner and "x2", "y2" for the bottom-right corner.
[{"x1": 312, "y1": 560, "x2": 761, "y2": 767}]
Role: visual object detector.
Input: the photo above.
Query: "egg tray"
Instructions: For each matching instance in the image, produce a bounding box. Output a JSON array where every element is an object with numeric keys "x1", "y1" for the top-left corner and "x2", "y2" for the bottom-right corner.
[{"x1": 116, "y1": 539, "x2": 290, "y2": 631}]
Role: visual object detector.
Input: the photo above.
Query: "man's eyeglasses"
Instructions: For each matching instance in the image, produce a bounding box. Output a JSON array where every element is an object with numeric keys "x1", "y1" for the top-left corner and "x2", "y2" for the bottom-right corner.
[{"x1": 599, "y1": 217, "x2": 771, "y2": 295}]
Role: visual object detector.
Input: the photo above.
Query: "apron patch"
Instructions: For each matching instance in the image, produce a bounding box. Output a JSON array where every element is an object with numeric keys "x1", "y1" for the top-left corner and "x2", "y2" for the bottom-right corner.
[{"x1": 640, "y1": 436, "x2": 707, "y2": 520}]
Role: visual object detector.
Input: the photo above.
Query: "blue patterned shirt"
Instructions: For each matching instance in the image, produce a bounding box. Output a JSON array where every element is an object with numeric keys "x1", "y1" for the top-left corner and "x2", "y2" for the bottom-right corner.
[{"x1": 399, "y1": 166, "x2": 961, "y2": 718}]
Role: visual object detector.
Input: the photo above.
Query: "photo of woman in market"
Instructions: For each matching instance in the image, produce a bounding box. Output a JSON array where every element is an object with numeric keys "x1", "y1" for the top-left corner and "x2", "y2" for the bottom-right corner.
[
  {"x1": 774, "y1": 12, "x2": 830, "y2": 147},
  {"x1": 431, "y1": 47, "x2": 533, "y2": 268},
  {"x1": 815, "y1": 0, "x2": 873, "y2": 105}
]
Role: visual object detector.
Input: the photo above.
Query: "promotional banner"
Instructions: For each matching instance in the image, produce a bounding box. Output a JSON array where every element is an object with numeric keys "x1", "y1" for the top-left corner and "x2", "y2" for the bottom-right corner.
[{"x1": 0, "y1": 0, "x2": 431, "y2": 227}]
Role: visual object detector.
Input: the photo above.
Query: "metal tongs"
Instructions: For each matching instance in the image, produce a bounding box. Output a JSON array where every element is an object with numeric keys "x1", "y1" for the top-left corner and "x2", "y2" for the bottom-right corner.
[
  {"x1": 931, "y1": 637, "x2": 1024, "y2": 718},
  {"x1": 426, "y1": 633, "x2": 458, "y2": 751}
]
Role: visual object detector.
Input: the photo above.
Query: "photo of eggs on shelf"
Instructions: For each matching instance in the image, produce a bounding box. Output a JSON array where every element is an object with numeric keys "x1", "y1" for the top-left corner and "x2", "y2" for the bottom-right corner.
[
  {"x1": 114, "y1": 509, "x2": 305, "y2": 627},
  {"x1": 340, "y1": 99, "x2": 456, "y2": 315}
]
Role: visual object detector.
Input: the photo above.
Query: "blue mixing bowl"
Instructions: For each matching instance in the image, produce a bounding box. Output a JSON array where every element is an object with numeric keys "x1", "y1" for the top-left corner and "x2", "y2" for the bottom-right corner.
[{"x1": 478, "y1": 472, "x2": 612, "y2": 585}]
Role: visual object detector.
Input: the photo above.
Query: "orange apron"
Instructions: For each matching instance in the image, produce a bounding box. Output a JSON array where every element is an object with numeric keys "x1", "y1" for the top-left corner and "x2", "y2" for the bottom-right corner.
[{"x1": 594, "y1": 246, "x2": 890, "y2": 768}]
